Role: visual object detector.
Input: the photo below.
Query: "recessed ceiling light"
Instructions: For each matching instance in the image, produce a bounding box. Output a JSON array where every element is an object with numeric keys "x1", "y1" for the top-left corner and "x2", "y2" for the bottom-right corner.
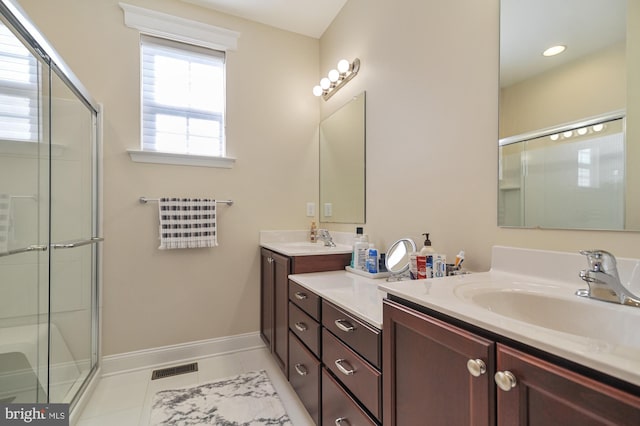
[{"x1": 543, "y1": 45, "x2": 566, "y2": 57}]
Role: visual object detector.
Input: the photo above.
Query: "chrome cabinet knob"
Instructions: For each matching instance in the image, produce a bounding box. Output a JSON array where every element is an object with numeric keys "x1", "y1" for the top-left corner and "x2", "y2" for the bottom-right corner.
[
  {"x1": 466, "y1": 359, "x2": 486, "y2": 377},
  {"x1": 335, "y1": 417, "x2": 350, "y2": 426},
  {"x1": 494, "y1": 370, "x2": 517, "y2": 391}
]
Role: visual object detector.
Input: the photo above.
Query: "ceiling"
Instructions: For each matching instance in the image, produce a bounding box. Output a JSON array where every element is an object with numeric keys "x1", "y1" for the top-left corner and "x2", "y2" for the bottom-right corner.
[
  {"x1": 500, "y1": 0, "x2": 626, "y2": 87},
  {"x1": 180, "y1": 0, "x2": 348, "y2": 39}
]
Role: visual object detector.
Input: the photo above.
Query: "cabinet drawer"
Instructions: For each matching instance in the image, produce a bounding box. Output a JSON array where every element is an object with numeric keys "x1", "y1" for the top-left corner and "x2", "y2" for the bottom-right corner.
[
  {"x1": 289, "y1": 280, "x2": 320, "y2": 321},
  {"x1": 289, "y1": 302, "x2": 321, "y2": 357},
  {"x1": 323, "y1": 329, "x2": 382, "y2": 422},
  {"x1": 289, "y1": 332, "x2": 321, "y2": 425},
  {"x1": 322, "y1": 367, "x2": 377, "y2": 426},
  {"x1": 322, "y1": 300, "x2": 381, "y2": 369}
]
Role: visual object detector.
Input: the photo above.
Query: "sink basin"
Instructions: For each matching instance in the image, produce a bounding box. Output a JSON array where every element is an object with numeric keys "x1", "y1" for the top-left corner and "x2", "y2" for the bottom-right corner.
[
  {"x1": 464, "y1": 289, "x2": 640, "y2": 348},
  {"x1": 278, "y1": 242, "x2": 350, "y2": 252}
]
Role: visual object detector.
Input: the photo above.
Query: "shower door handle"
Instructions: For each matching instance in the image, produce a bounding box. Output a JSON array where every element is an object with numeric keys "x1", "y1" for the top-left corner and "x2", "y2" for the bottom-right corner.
[
  {"x1": 0, "y1": 244, "x2": 48, "y2": 258},
  {"x1": 51, "y1": 237, "x2": 104, "y2": 249}
]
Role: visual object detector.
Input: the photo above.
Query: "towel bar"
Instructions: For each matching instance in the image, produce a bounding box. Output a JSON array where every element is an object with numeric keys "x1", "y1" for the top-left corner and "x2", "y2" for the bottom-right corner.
[{"x1": 139, "y1": 197, "x2": 233, "y2": 206}]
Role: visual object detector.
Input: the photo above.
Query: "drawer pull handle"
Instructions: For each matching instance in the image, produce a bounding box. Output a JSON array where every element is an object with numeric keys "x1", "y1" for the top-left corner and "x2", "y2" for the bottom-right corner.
[
  {"x1": 335, "y1": 418, "x2": 350, "y2": 426},
  {"x1": 294, "y1": 363, "x2": 308, "y2": 376},
  {"x1": 467, "y1": 359, "x2": 487, "y2": 377},
  {"x1": 294, "y1": 292, "x2": 308, "y2": 300},
  {"x1": 294, "y1": 322, "x2": 308, "y2": 332},
  {"x1": 334, "y1": 319, "x2": 355, "y2": 332},
  {"x1": 334, "y1": 359, "x2": 355, "y2": 376},
  {"x1": 495, "y1": 370, "x2": 517, "y2": 391}
]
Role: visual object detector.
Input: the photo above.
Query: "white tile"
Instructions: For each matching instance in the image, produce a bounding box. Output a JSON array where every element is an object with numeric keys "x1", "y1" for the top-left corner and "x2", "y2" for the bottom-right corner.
[
  {"x1": 79, "y1": 370, "x2": 149, "y2": 418},
  {"x1": 75, "y1": 407, "x2": 142, "y2": 426},
  {"x1": 196, "y1": 352, "x2": 246, "y2": 383}
]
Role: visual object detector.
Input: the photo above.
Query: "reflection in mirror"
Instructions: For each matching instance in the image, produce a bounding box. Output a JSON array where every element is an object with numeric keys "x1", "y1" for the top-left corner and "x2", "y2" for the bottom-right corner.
[
  {"x1": 498, "y1": 0, "x2": 638, "y2": 230},
  {"x1": 385, "y1": 238, "x2": 416, "y2": 280},
  {"x1": 499, "y1": 114, "x2": 625, "y2": 229},
  {"x1": 319, "y1": 92, "x2": 365, "y2": 223}
]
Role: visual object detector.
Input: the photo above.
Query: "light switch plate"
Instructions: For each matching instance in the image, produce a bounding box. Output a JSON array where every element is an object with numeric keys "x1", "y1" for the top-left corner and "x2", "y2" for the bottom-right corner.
[
  {"x1": 306, "y1": 202, "x2": 315, "y2": 217},
  {"x1": 324, "y1": 203, "x2": 332, "y2": 217}
]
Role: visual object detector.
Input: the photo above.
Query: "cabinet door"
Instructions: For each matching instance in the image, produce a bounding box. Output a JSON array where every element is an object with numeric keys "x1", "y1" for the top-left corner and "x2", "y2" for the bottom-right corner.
[
  {"x1": 383, "y1": 300, "x2": 495, "y2": 426},
  {"x1": 260, "y1": 248, "x2": 274, "y2": 350},
  {"x1": 273, "y1": 251, "x2": 290, "y2": 377},
  {"x1": 496, "y1": 344, "x2": 640, "y2": 426}
]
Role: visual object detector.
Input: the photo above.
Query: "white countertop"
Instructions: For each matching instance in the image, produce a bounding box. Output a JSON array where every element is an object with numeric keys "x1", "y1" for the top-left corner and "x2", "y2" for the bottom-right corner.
[
  {"x1": 260, "y1": 230, "x2": 353, "y2": 256},
  {"x1": 289, "y1": 270, "x2": 384, "y2": 329},
  {"x1": 380, "y1": 264, "x2": 640, "y2": 388}
]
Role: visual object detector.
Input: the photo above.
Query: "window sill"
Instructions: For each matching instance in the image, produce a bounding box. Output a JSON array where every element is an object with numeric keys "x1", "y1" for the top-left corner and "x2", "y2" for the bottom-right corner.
[{"x1": 127, "y1": 150, "x2": 236, "y2": 168}]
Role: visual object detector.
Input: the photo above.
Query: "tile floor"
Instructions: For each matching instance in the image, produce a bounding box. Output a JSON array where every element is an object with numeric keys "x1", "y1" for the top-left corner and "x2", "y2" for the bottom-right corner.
[{"x1": 75, "y1": 347, "x2": 314, "y2": 425}]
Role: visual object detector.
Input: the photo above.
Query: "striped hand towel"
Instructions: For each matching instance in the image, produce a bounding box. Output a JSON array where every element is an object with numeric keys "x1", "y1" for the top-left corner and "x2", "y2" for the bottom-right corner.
[
  {"x1": 158, "y1": 198, "x2": 218, "y2": 249},
  {"x1": 0, "y1": 194, "x2": 11, "y2": 253}
]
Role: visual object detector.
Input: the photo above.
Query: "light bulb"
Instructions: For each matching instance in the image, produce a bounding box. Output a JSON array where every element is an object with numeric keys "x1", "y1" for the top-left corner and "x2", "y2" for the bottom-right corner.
[
  {"x1": 328, "y1": 69, "x2": 340, "y2": 82},
  {"x1": 563, "y1": 131, "x2": 573, "y2": 138},
  {"x1": 577, "y1": 127, "x2": 588, "y2": 136},
  {"x1": 320, "y1": 77, "x2": 331, "y2": 90},
  {"x1": 312, "y1": 85, "x2": 323, "y2": 97},
  {"x1": 543, "y1": 45, "x2": 566, "y2": 57},
  {"x1": 593, "y1": 123, "x2": 604, "y2": 132},
  {"x1": 550, "y1": 134, "x2": 559, "y2": 141},
  {"x1": 337, "y1": 59, "x2": 350, "y2": 73}
]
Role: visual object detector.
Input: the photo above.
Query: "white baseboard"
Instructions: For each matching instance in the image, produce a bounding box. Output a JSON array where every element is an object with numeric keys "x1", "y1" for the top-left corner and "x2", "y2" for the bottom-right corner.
[{"x1": 101, "y1": 332, "x2": 264, "y2": 376}]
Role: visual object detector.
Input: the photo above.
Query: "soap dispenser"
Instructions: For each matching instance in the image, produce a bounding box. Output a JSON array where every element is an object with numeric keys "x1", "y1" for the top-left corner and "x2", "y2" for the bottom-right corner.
[{"x1": 419, "y1": 233, "x2": 435, "y2": 255}]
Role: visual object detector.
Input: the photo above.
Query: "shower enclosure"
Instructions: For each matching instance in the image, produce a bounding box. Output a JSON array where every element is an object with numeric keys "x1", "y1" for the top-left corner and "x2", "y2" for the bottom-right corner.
[{"x1": 0, "y1": 0, "x2": 101, "y2": 411}]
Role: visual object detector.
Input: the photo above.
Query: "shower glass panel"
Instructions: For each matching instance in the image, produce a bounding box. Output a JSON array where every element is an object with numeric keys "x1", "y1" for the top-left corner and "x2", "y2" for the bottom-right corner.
[
  {"x1": 0, "y1": 17, "x2": 50, "y2": 404},
  {"x1": 0, "y1": 0, "x2": 100, "y2": 411},
  {"x1": 48, "y1": 67, "x2": 98, "y2": 403}
]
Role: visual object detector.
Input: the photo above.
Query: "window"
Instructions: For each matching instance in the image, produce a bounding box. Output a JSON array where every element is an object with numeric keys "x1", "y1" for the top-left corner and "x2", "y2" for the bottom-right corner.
[
  {"x1": 0, "y1": 22, "x2": 39, "y2": 142},
  {"x1": 141, "y1": 35, "x2": 225, "y2": 156}
]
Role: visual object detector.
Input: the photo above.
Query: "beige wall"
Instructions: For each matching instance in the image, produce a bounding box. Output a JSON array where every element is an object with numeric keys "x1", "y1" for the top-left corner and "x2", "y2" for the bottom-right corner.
[
  {"x1": 500, "y1": 42, "x2": 626, "y2": 138},
  {"x1": 19, "y1": 0, "x2": 320, "y2": 355},
  {"x1": 17, "y1": 0, "x2": 640, "y2": 357},
  {"x1": 321, "y1": 0, "x2": 640, "y2": 270}
]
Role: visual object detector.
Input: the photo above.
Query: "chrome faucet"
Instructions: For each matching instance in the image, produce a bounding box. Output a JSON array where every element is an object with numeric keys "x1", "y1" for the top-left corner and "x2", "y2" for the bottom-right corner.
[
  {"x1": 578, "y1": 249, "x2": 640, "y2": 307},
  {"x1": 317, "y1": 229, "x2": 336, "y2": 247}
]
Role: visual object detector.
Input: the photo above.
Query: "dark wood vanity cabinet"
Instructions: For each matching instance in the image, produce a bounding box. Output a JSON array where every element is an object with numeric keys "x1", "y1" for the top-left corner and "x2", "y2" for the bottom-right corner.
[
  {"x1": 286, "y1": 280, "x2": 382, "y2": 425},
  {"x1": 260, "y1": 248, "x2": 290, "y2": 375},
  {"x1": 383, "y1": 299, "x2": 494, "y2": 426},
  {"x1": 496, "y1": 344, "x2": 640, "y2": 425},
  {"x1": 383, "y1": 298, "x2": 640, "y2": 426},
  {"x1": 260, "y1": 248, "x2": 350, "y2": 379}
]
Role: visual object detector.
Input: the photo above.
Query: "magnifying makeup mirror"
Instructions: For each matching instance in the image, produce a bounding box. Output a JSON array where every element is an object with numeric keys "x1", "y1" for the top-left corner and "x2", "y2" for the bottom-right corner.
[{"x1": 385, "y1": 238, "x2": 416, "y2": 280}]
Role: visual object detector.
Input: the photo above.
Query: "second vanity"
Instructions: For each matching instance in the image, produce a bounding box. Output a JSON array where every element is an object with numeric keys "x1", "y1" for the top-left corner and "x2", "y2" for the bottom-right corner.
[{"x1": 260, "y1": 235, "x2": 640, "y2": 425}]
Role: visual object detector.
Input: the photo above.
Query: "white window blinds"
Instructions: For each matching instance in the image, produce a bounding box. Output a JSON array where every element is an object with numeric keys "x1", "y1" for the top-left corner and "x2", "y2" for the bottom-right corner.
[
  {"x1": 0, "y1": 22, "x2": 39, "y2": 142},
  {"x1": 141, "y1": 35, "x2": 225, "y2": 156}
]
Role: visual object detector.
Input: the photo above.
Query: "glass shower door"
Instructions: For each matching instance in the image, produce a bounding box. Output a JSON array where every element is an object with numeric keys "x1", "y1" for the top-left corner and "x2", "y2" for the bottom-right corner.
[
  {"x1": 0, "y1": 18, "x2": 50, "y2": 403},
  {"x1": 47, "y1": 66, "x2": 99, "y2": 404}
]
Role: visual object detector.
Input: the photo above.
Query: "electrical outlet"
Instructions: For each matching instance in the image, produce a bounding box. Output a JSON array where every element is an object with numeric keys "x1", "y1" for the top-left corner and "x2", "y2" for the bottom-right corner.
[
  {"x1": 324, "y1": 203, "x2": 332, "y2": 217},
  {"x1": 306, "y1": 202, "x2": 315, "y2": 217}
]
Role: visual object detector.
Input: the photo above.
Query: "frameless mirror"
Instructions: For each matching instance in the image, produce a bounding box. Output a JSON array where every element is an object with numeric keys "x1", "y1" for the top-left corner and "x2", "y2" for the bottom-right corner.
[
  {"x1": 498, "y1": 0, "x2": 639, "y2": 230},
  {"x1": 385, "y1": 238, "x2": 416, "y2": 277},
  {"x1": 319, "y1": 92, "x2": 365, "y2": 223}
]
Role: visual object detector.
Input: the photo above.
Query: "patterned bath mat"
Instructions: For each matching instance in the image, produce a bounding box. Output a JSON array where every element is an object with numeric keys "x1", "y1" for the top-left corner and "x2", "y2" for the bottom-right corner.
[{"x1": 150, "y1": 370, "x2": 292, "y2": 425}]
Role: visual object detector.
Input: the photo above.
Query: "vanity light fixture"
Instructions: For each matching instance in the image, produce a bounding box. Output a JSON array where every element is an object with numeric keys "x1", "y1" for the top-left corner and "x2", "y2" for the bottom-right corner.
[
  {"x1": 313, "y1": 58, "x2": 360, "y2": 101},
  {"x1": 543, "y1": 45, "x2": 566, "y2": 57},
  {"x1": 549, "y1": 123, "x2": 607, "y2": 141}
]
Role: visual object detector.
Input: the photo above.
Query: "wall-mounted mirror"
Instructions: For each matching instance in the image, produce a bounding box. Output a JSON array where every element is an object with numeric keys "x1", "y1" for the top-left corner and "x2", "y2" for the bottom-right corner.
[
  {"x1": 319, "y1": 92, "x2": 365, "y2": 223},
  {"x1": 498, "y1": 0, "x2": 640, "y2": 230}
]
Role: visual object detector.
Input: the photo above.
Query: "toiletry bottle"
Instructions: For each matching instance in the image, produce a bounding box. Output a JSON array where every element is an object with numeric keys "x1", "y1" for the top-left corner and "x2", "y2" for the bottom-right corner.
[
  {"x1": 419, "y1": 233, "x2": 435, "y2": 255},
  {"x1": 367, "y1": 244, "x2": 378, "y2": 274},
  {"x1": 310, "y1": 221, "x2": 317, "y2": 242},
  {"x1": 355, "y1": 234, "x2": 369, "y2": 270},
  {"x1": 350, "y1": 227, "x2": 364, "y2": 268},
  {"x1": 409, "y1": 251, "x2": 418, "y2": 279}
]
